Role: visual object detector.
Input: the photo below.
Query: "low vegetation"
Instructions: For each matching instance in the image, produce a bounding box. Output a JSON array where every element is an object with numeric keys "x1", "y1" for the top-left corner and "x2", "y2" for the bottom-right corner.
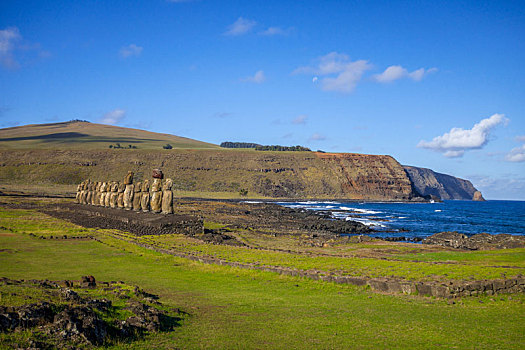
[{"x1": 0, "y1": 199, "x2": 524, "y2": 348}]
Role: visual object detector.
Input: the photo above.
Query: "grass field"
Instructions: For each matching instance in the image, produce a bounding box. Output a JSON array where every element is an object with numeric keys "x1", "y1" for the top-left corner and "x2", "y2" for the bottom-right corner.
[
  {"x1": 1, "y1": 204, "x2": 524, "y2": 349},
  {"x1": 0, "y1": 121, "x2": 219, "y2": 150}
]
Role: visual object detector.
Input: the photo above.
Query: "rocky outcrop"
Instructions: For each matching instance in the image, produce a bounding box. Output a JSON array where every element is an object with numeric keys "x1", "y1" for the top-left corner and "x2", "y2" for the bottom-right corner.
[
  {"x1": 422, "y1": 231, "x2": 525, "y2": 250},
  {"x1": 404, "y1": 165, "x2": 482, "y2": 200},
  {"x1": 473, "y1": 191, "x2": 485, "y2": 201},
  {"x1": 0, "y1": 277, "x2": 181, "y2": 349}
]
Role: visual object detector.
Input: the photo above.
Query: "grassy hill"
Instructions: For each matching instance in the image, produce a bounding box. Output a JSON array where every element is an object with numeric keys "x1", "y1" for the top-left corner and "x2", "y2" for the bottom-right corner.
[
  {"x1": 0, "y1": 120, "x2": 219, "y2": 150},
  {"x1": 0, "y1": 121, "x2": 418, "y2": 200}
]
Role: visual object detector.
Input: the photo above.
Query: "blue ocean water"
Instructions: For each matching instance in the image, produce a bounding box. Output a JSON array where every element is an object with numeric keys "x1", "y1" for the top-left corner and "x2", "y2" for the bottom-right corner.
[{"x1": 274, "y1": 200, "x2": 525, "y2": 239}]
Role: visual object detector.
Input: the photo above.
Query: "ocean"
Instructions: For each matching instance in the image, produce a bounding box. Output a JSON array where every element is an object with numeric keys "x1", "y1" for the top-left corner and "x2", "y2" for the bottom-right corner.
[{"x1": 273, "y1": 200, "x2": 525, "y2": 239}]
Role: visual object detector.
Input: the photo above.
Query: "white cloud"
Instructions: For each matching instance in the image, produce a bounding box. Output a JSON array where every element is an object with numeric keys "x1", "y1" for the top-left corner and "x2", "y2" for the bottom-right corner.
[
  {"x1": 241, "y1": 70, "x2": 265, "y2": 83},
  {"x1": 293, "y1": 52, "x2": 372, "y2": 93},
  {"x1": 292, "y1": 115, "x2": 307, "y2": 125},
  {"x1": 469, "y1": 175, "x2": 525, "y2": 200},
  {"x1": 0, "y1": 27, "x2": 21, "y2": 69},
  {"x1": 120, "y1": 44, "x2": 143, "y2": 58},
  {"x1": 309, "y1": 133, "x2": 326, "y2": 141},
  {"x1": 260, "y1": 26, "x2": 291, "y2": 36},
  {"x1": 506, "y1": 136, "x2": 525, "y2": 162},
  {"x1": 374, "y1": 65, "x2": 437, "y2": 83},
  {"x1": 100, "y1": 109, "x2": 126, "y2": 125},
  {"x1": 417, "y1": 113, "x2": 508, "y2": 158},
  {"x1": 224, "y1": 17, "x2": 256, "y2": 36},
  {"x1": 505, "y1": 145, "x2": 525, "y2": 162}
]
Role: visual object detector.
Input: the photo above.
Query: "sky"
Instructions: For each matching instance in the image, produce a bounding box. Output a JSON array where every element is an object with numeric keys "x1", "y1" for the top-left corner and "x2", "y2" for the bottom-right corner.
[{"x1": 1, "y1": 0, "x2": 524, "y2": 200}]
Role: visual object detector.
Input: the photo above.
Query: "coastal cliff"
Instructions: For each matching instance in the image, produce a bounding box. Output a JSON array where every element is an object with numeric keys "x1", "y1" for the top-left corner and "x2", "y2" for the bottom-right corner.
[
  {"x1": 0, "y1": 149, "x2": 420, "y2": 200},
  {"x1": 403, "y1": 165, "x2": 483, "y2": 201}
]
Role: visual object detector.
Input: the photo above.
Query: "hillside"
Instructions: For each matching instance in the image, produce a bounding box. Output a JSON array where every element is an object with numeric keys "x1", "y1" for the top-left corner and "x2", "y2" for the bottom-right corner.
[
  {"x1": 404, "y1": 166, "x2": 483, "y2": 200},
  {"x1": 0, "y1": 121, "x2": 219, "y2": 150},
  {"x1": 0, "y1": 121, "x2": 482, "y2": 200},
  {"x1": 0, "y1": 149, "x2": 418, "y2": 200}
]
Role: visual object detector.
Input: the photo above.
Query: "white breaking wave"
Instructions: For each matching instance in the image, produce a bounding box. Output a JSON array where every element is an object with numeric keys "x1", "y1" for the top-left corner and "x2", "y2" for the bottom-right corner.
[{"x1": 346, "y1": 217, "x2": 386, "y2": 228}]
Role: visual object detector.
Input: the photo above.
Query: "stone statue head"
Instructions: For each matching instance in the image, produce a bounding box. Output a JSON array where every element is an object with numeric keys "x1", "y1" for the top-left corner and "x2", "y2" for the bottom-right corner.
[
  {"x1": 134, "y1": 181, "x2": 142, "y2": 192},
  {"x1": 124, "y1": 171, "x2": 134, "y2": 185},
  {"x1": 151, "y1": 178, "x2": 162, "y2": 192},
  {"x1": 164, "y1": 178, "x2": 173, "y2": 190},
  {"x1": 118, "y1": 182, "x2": 125, "y2": 192},
  {"x1": 142, "y1": 179, "x2": 150, "y2": 192},
  {"x1": 111, "y1": 182, "x2": 119, "y2": 192}
]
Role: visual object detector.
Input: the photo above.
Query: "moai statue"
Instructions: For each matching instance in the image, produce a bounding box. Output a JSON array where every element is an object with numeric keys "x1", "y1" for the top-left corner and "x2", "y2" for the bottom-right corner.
[
  {"x1": 75, "y1": 182, "x2": 82, "y2": 204},
  {"x1": 140, "y1": 180, "x2": 150, "y2": 212},
  {"x1": 110, "y1": 182, "x2": 119, "y2": 208},
  {"x1": 161, "y1": 178, "x2": 173, "y2": 215},
  {"x1": 117, "y1": 182, "x2": 125, "y2": 209},
  {"x1": 93, "y1": 182, "x2": 101, "y2": 206},
  {"x1": 104, "y1": 182, "x2": 112, "y2": 207},
  {"x1": 99, "y1": 182, "x2": 106, "y2": 206},
  {"x1": 85, "y1": 182, "x2": 92, "y2": 205},
  {"x1": 132, "y1": 181, "x2": 142, "y2": 211},
  {"x1": 150, "y1": 169, "x2": 163, "y2": 213},
  {"x1": 123, "y1": 171, "x2": 134, "y2": 210},
  {"x1": 89, "y1": 182, "x2": 96, "y2": 205},
  {"x1": 81, "y1": 180, "x2": 90, "y2": 205}
]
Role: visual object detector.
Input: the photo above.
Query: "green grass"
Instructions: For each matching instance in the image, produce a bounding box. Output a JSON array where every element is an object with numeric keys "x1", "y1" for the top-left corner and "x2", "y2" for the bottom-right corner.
[
  {"x1": 1, "y1": 207, "x2": 524, "y2": 348},
  {"x1": 0, "y1": 121, "x2": 219, "y2": 150}
]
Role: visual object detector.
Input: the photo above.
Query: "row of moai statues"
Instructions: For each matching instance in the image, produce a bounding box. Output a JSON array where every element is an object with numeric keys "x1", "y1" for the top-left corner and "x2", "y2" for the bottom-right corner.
[{"x1": 75, "y1": 169, "x2": 174, "y2": 214}]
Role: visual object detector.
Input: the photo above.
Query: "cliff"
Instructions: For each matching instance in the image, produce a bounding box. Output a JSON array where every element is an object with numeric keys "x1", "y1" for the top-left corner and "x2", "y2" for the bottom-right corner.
[
  {"x1": 0, "y1": 149, "x2": 420, "y2": 200},
  {"x1": 403, "y1": 166, "x2": 483, "y2": 200}
]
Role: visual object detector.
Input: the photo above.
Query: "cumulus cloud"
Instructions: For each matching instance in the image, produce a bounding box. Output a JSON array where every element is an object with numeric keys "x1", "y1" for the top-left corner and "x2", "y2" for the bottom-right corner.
[
  {"x1": 224, "y1": 17, "x2": 256, "y2": 36},
  {"x1": 505, "y1": 145, "x2": 525, "y2": 162},
  {"x1": 293, "y1": 52, "x2": 372, "y2": 93},
  {"x1": 506, "y1": 136, "x2": 525, "y2": 162},
  {"x1": 260, "y1": 26, "x2": 291, "y2": 36},
  {"x1": 417, "y1": 113, "x2": 508, "y2": 158},
  {"x1": 0, "y1": 27, "x2": 22, "y2": 69},
  {"x1": 241, "y1": 70, "x2": 265, "y2": 83},
  {"x1": 120, "y1": 44, "x2": 143, "y2": 58},
  {"x1": 309, "y1": 133, "x2": 326, "y2": 141},
  {"x1": 100, "y1": 109, "x2": 126, "y2": 125},
  {"x1": 292, "y1": 115, "x2": 307, "y2": 125},
  {"x1": 373, "y1": 65, "x2": 437, "y2": 83}
]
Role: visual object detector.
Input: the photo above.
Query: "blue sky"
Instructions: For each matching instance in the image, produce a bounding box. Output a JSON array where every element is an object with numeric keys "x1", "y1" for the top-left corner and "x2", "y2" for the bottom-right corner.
[{"x1": 1, "y1": 0, "x2": 524, "y2": 199}]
